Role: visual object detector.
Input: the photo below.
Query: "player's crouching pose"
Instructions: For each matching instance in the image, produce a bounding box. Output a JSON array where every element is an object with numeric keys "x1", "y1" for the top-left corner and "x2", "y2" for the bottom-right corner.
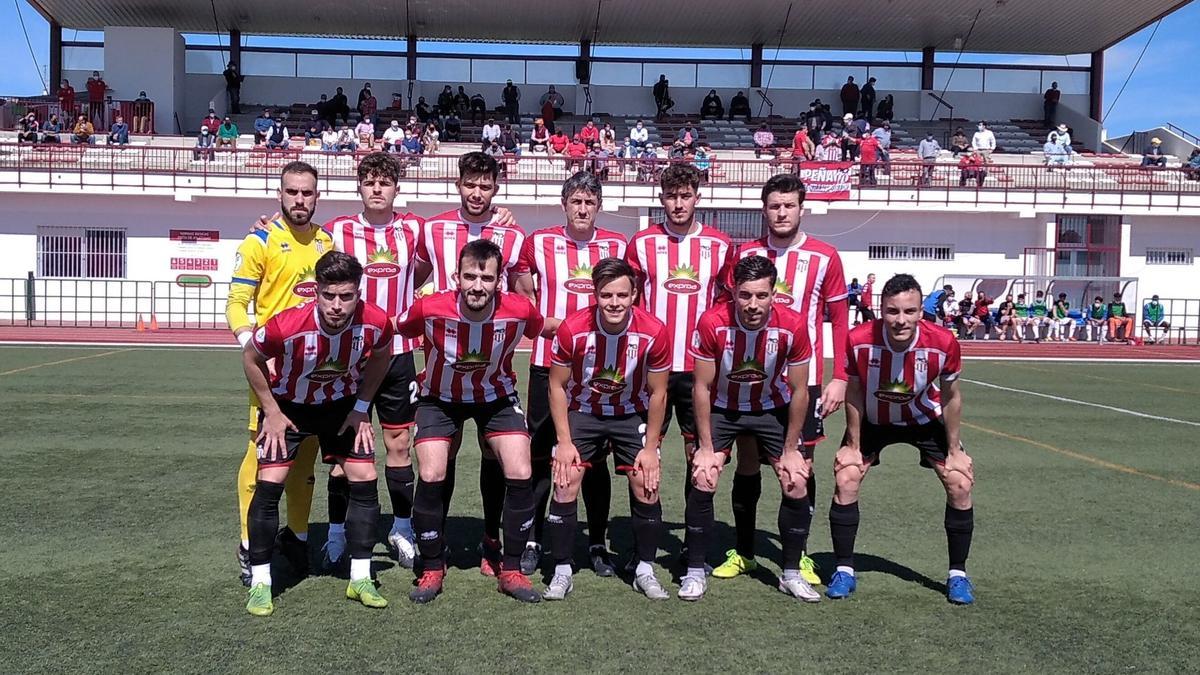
[
  {"x1": 542, "y1": 258, "x2": 673, "y2": 601},
  {"x1": 684, "y1": 255, "x2": 818, "y2": 602},
  {"x1": 828, "y1": 273, "x2": 976, "y2": 605},
  {"x1": 242, "y1": 252, "x2": 393, "y2": 616}
]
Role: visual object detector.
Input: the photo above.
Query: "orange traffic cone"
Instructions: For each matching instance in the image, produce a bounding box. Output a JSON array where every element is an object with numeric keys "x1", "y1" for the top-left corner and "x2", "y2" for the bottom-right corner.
[
  {"x1": 149, "y1": 315, "x2": 159, "y2": 332},
  {"x1": 135, "y1": 315, "x2": 146, "y2": 332}
]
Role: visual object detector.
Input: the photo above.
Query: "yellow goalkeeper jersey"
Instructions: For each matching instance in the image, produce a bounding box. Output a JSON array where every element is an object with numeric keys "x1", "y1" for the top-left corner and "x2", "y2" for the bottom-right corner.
[{"x1": 225, "y1": 218, "x2": 334, "y2": 333}]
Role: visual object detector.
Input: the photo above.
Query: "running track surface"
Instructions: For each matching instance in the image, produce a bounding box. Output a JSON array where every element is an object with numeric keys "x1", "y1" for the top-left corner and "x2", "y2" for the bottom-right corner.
[{"x1": 2, "y1": 326, "x2": 1199, "y2": 361}]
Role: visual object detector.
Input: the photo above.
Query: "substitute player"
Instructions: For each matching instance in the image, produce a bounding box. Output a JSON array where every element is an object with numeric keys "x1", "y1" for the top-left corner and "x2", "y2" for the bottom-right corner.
[
  {"x1": 827, "y1": 273, "x2": 976, "y2": 605},
  {"x1": 415, "y1": 152, "x2": 528, "y2": 576},
  {"x1": 684, "y1": 255, "x2": 816, "y2": 602},
  {"x1": 513, "y1": 171, "x2": 628, "y2": 576},
  {"x1": 624, "y1": 163, "x2": 733, "y2": 506},
  {"x1": 397, "y1": 240, "x2": 545, "y2": 604},
  {"x1": 714, "y1": 174, "x2": 848, "y2": 587},
  {"x1": 243, "y1": 251, "x2": 392, "y2": 616},
  {"x1": 227, "y1": 161, "x2": 333, "y2": 585},
  {"x1": 542, "y1": 258, "x2": 672, "y2": 601}
]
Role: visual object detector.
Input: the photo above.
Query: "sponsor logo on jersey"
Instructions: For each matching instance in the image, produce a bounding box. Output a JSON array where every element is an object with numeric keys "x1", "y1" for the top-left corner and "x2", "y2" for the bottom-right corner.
[
  {"x1": 307, "y1": 357, "x2": 349, "y2": 383},
  {"x1": 874, "y1": 379, "x2": 916, "y2": 404},
  {"x1": 364, "y1": 250, "x2": 401, "y2": 278},
  {"x1": 588, "y1": 367, "x2": 627, "y2": 394},
  {"x1": 293, "y1": 266, "x2": 317, "y2": 297},
  {"x1": 663, "y1": 265, "x2": 701, "y2": 294},
  {"x1": 773, "y1": 280, "x2": 794, "y2": 305},
  {"x1": 451, "y1": 351, "x2": 490, "y2": 373},
  {"x1": 564, "y1": 264, "x2": 594, "y2": 294},
  {"x1": 728, "y1": 358, "x2": 767, "y2": 383}
]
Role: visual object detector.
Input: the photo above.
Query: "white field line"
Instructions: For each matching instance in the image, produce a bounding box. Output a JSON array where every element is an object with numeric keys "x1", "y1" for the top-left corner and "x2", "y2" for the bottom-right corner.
[{"x1": 962, "y1": 378, "x2": 1200, "y2": 427}]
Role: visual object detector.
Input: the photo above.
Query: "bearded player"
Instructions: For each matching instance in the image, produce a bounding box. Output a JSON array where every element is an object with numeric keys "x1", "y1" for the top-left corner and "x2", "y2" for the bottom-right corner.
[{"x1": 827, "y1": 273, "x2": 976, "y2": 605}]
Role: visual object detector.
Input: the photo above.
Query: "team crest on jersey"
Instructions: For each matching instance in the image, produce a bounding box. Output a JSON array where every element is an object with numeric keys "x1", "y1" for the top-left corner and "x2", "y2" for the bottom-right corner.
[
  {"x1": 491, "y1": 232, "x2": 506, "y2": 247},
  {"x1": 914, "y1": 356, "x2": 928, "y2": 372},
  {"x1": 364, "y1": 249, "x2": 401, "y2": 278},
  {"x1": 352, "y1": 334, "x2": 364, "y2": 352},
  {"x1": 307, "y1": 357, "x2": 349, "y2": 383},
  {"x1": 451, "y1": 351, "x2": 490, "y2": 373},
  {"x1": 493, "y1": 327, "x2": 507, "y2": 344},
  {"x1": 875, "y1": 379, "x2": 916, "y2": 404},
  {"x1": 663, "y1": 265, "x2": 701, "y2": 294},
  {"x1": 626, "y1": 338, "x2": 639, "y2": 360},
  {"x1": 292, "y1": 265, "x2": 317, "y2": 297},
  {"x1": 564, "y1": 264, "x2": 595, "y2": 294},
  {"x1": 728, "y1": 358, "x2": 768, "y2": 383},
  {"x1": 700, "y1": 245, "x2": 712, "y2": 260},
  {"x1": 234, "y1": 253, "x2": 244, "y2": 271},
  {"x1": 773, "y1": 280, "x2": 794, "y2": 305},
  {"x1": 316, "y1": 241, "x2": 325, "y2": 253},
  {"x1": 765, "y1": 336, "x2": 779, "y2": 354},
  {"x1": 588, "y1": 367, "x2": 627, "y2": 395}
]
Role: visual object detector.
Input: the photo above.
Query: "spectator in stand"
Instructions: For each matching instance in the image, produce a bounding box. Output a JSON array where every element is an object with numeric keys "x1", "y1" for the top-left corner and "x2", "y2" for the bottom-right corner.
[
  {"x1": 1044, "y1": 132, "x2": 1070, "y2": 170},
  {"x1": 580, "y1": 119, "x2": 601, "y2": 146},
  {"x1": 668, "y1": 140, "x2": 688, "y2": 161},
  {"x1": 443, "y1": 112, "x2": 462, "y2": 142},
  {"x1": 847, "y1": 278, "x2": 863, "y2": 319},
  {"x1": 415, "y1": 96, "x2": 432, "y2": 123},
  {"x1": 791, "y1": 127, "x2": 815, "y2": 161},
  {"x1": 752, "y1": 123, "x2": 777, "y2": 159},
  {"x1": 193, "y1": 125, "x2": 215, "y2": 161},
  {"x1": 85, "y1": 71, "x2": 107, "y2": 123},
  {"x1": 42, "y1": 114, "x2": 62, "y2": 143},
  {"x1": 692, "y1": 144, "x2": 712, "y2": 182},
  {"x1": 629, "y1": 120, "x2": 649, "y2": 149},
  {"x1": 70, "y1": 115, "x2": 95, "y2": 145},
  {"x1": 875, "y1": 94, "x2": 894, "y2": 122},
  {"x1": 839, "y1": 76, "x2": 860, "y2": 117},
  {"x1": 600, "y1": 123, "x2": 617, "y2": 153},
  {"x1": 1029, "y1": 291, "x2": 1052, "y2": 341},
  {"x1": 549, "y1": 128, "x2": 570, "y2": 162},
  {"x1": 359, "y1": 88, "x2": 377, "y2": 121},
  {"x1": 502, "y1": 80, "x2": 521, "y2": 125},
  {"x1": 1043, "y1": 81, "x2": 1060, "y2": 127},
  {"x1": 566, "y1": 134, "x2": 588, "y2": 172},
  {"x1": 950, "y1": 127, "x2": 970, "y2": 156},
  {"x1": 815, "y1": 133, "x2": 843, "y2": 162},
  {"x1": 18, "y1": 112, "x2": 39, "y2": 144},
  {"x1": 382, "y1": 120, "x2": 405, "y2": 152},
  {"x1": 57, "y1": 80, "x2": 76, "y2": 120},
  {"x1": 529, "y1": 118, "x2": 550, "y2": 153},
  {"x1": 922, "y1": 284, "x2": 953, "y2": 322},
  {"x1": 858, "y1": 131, "x2": 881, "y2": 185},
  {"x1": 995, "y1": 294, "x2": 1016, "y2": 340},
  {"x1": 423, "y1": 122, "x2": 441, "y2": 154},
  {"x1": 215, "y1": 116, "x2": 238, "y2": 150},
  {"x1": 1053, "y1": 123, "x2": 1073, "y2": 153},
  {"x1": 728, "y1": 91, "x2": 751, "y2": 121},
  {"x1": 1143, "y1": 295, "x2": 1170, "y2": 344},
  {"x1": 638, "y1": 143, "x2": 661, "y2": 182},
  {"x1": 202, "y1": 110, "x2": 221, "y2": 136},
  {"x1": 958, "y1": 151, "x2": 987, "y2": 187},
  {"x1": 217, "y1": 61, "x2": 243, "y2": 114},
  {"x1": 321, "y1": 126, "x2": 339, "y2": 152},
  {"x1": 336, "y1": 124, "x2": 358, "y2": 152},
  {"x1": 1051, "y1": 292, "x2": 1074, "y2": 341},
  {"x1": 1183, "y1": 148, "x2": 1200, "y2": 180},
  {"x1": 676, "y1": 121, "x2": 698, "y2": 150},
  {"x1": 1106, "y1": 292, "x2": 1135, "y2": 343},
  {"x1": 480, "y1": 118, "x2": 502, "y2": 151},
  {"x1": 470, "y1": 92, "x2": 487, "y2": 125},
  {"x1": 356, "y1": 83, "x2": 372, "y2": 116},
  {"x1": 304, "y1": 116, "x2": 325, "y2": 147},
  {"x1": 330, "y1": 87, "x2": 350, "y2": 123},
  {"x1": 860, "y1": 77, "x2": 877, "y2": 119},
  {"x1": 540, "y1": 85, "x2": 565, "y2": 121},
  {"x1": 858, "y1": 273, "x2": 877, "y2": 322},
  {"x1": 955, "y1": 291, "x2": 978, "y2": 338},
  {"x1": 484, "y1": 140, "x2": 507, "y2": 174},
  {"x1": 437, "y1": 85, "x2": 455, "y2": 116},
  {"x1": 872, "y1": 120, "x2": 892, "y2": 175},
  {"x1": 973, "y1": 294, "x2": 995, "y2": 339},
  {"x1": 500, "y1": 123, "x2": 521, "y2": 157},
  {"x1": 253, "y1": 110, "x2": 274, "y2": 145},
  {"x1": 1085, "y1": 295, "x2": 1107, "y2": 341},
  {"x1": 590, "y1": 143, "x2": 611, "y2": 180},
  {"x1": 131, "y1": 91, "x2": 152, "y2": 134},
  {"x1": 1010, "y1": 293, "x2": 1031, "y2": 341},
  {"x1": 701, "y1": 89, "x2": 724, "y2": 118},
  {"x1": 1141, "y1": 138, "x2": 1167, "y2": 168},
  {"x1": 402, "y1": 129, "x2": 423, "y2": 157},
  {"x1": 266, "y1": 118, "x2": 290, "y2": 150},
  {"x1": 941, "y1": 289, "x2": 959, "y2": 329},
  {"x1": 355, "y1": 116, "x2": 376, "y2": 150},
  {"x1": 971, "y1": 122, "x2": 996, "y2": 162},
  {"x1": 918, "y1": 132, "x2": 941, "y2": 186},
  {"x1": 541, "y1": 97, "x2": 557, "y2": 134},
  {"x1": 653, "y1": 74, "x2": 673, "y2": 120},
  {"x1": 841, "y1": 113, "x2": 869, "y2": 162},
  {"x1": 803, "y1": 101, "x2": 824, "y2": 142},
  {"x1": 454, "y1": 86, "x2": 471, "y2": 117}
]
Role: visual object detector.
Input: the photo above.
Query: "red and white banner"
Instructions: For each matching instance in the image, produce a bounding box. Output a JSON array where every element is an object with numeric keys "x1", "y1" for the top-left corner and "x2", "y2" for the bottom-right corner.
[{"x1": 796, "y1": 162, "x2": 852, "y2": 201}]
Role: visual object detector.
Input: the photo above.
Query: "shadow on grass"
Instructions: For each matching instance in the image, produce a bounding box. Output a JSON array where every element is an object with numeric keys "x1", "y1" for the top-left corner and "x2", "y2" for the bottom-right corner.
[{"x1": 809, "y1": 551, "x2": 946, "y2": 595}]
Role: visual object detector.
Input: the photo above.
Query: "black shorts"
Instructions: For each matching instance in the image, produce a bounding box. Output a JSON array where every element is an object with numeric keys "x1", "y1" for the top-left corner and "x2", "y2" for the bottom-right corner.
[
  {"x1": 372, "y1": 351, "x2": 417, "y2": 429},
  {"x1": 850, "y1": 419, "x2": 954, "y2": 469},
  {"x1": 526, "y1": 365, "x2": 554, "y2": 460},
  {"x1": 663, "y1": 372, "x2": 696, "y2": 441},
  {"x1": 712, "y1": 406, "x2": 813, "y2": 464},
  {"x1": 567, "y1": 410, "x2": 651, "y2": 475},
  {"x1": 257, "y1": 396, "x2": 370, "y2": 467},
  {"x1": 413, "y1": 396, "x2": 529, "y2": 445},
  {"x1": 801, "y1": 384, "x2": 825, "y2": 447}
]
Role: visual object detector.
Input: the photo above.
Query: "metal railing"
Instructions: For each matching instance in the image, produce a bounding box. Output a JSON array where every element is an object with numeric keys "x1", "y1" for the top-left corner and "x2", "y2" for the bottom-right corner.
[
  {"x1": 1, "y1": 275, "x2": 230, "y2": 328},
  {"x1": 3, "y1": 97, "x2": 156, "y2": 134}
]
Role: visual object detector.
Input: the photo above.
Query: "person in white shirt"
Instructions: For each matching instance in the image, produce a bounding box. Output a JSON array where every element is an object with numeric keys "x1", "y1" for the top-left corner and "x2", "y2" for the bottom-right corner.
[
  {"x1": 629, "y1": 120, "x2": 649, "y2": 149},
  {"x1": 481, "y1": 118, "x2": 502, "y2": 151},
  {"x1": 321, "y1": 128, "x2": 339, "y2": 152},
  {"x1": 1050, "y1": 123, "x2": 1072, "y2": 154},
  {"x1": 381, "y1": 120, "x2": 405, "y2": 153},
  {"x1": 971, "y1": 122, "x2": 996, "y2": 163}
]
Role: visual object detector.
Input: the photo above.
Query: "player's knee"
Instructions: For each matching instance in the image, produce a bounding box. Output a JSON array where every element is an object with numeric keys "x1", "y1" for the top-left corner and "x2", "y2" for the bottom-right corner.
[
  {"x1": 342, "y1": 461, "x2": 377, "y2": 482},
  {"x1": 383, "y1": 427, "x2": 412, "y2": 459},
  {"x1": 258, "y1": 465, "x2": 289, "y2": 484},
  {"x1": 329, "y1": 464, "x2": 345, "y2": 478},
  {"x1": 942, "y1": 472, "x2": 972, "y2": 503},
  {"x1": 627, "y1": 473, "x2": 658, "y2": 503},
  {"x1": 833, "y1": 462, "x2": 864, "y2": 495},
  {"x1": 780, "y1": 480, "x2": 807, "y2": 501}
]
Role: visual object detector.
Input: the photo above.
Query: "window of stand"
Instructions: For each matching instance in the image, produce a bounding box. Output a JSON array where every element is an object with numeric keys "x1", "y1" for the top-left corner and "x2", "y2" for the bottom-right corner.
[
  {"x1": 36, "y1": 227, "x2": 127, "y2": 279},
  {"x1": 1054, "y1": 215, "x2": 1120, "y2": 276}
]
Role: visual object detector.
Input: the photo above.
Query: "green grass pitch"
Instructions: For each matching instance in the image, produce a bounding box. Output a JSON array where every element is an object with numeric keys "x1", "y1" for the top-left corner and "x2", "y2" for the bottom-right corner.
[{"x1": 0, "y1": 346, "x2": 1197, "y2": 673}]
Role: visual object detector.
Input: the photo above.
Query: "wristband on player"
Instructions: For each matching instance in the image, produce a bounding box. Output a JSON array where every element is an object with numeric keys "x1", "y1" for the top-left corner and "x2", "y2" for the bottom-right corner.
[
  {"x1": 237, "y1": 331, "x2": 252, "y2": 347},
  {"x1": 353, "y1": 398, "x2": 371, "y2": 414}
]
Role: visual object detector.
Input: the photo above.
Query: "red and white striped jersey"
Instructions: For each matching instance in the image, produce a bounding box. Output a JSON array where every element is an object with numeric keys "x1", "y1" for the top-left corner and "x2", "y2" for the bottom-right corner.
[
  {"x1": 395, "y1": 290, "x2": 544, "y2": 403},
  {"x1": 845, "y1": 320, "x2": 961, "y2": 426},
  {"x1": 323, "y1": 211, "x2": 422, "y2": 353},
  {"x1": 551, "y1": 306, "x2": 671, "y2": 416},
  {"x1": 625, "y1": 221, "x2": 733, "y2": 372},
  {"x1": 252, "y1": 300, "x2": 393, "y2": 405},
  {"x1": 515, "y1": 225, "x2": 628, "y2": 368},
  {"x1": 689, "y1": 302, "x2": 811, "y2": 412},
  {"x1": 730, "y1": 234, "x2": 848, "y2": 386},
  {"x1": 415, "y1": 209, "x2": 525, "y2": 294},
  {"x1": 860, "y1": 279, "x2": 875, "y2": 309}
]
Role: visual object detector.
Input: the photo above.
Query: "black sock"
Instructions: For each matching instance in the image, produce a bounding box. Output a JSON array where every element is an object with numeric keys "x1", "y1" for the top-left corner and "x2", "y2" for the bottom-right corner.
[
  {"x1": 530, "y1": 457, "x2": 552, "y2": 546},
  {"x1": 546, "y1": 499, "x2": 578, "y2": 567},
  {"x1": 385, "y1": 465, "x2": 415, "y2": 519},
  {"x1": 829, "y1": 501, "x2": 860, "y2": 569},
  {"x1": 778, "y1": 495, "x2": 812, "y2": 570},
  {"x1": 806, "y1": 472, "x2": 817, "y2": 517},
  {"x1": 502, "y1": 477, "x2": 535, "y2": 570},
  {"x1": 684, "y1": 488, "x2": 715, "y2": 570},
  {"x1": 480, "y1": 458, "x2": 505, "y2": 541},
  {"x1": 731, "y1": 472, "x2": 762, "y2": 558},
  {"x1": 248, "y1": 480, "x2": 286, "y2": 566},
  {"x1": 582, "y1": 461, "x2": 612, "y2": 548},
  {"x1": 441, "y1": 459, "x2": 457, "y2": 519},
  {"x1": 412, "y1": 479, "x2": 445, "y2": 569},
  {"x1": 945, "y1": 505, "x2": 974, "y2": 572},
  {"x1": 327, "y1": 474, "x2": 349, "y2": 526},
  {"x1": 629, "y1": 493, "x2": 663, "y2": 566},
  {"x1": 346, "y1": 480, "x2": 380, "y2": 561}
]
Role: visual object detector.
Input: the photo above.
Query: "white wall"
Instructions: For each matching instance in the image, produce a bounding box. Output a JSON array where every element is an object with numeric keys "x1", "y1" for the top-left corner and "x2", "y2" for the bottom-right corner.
[
  {"x1": 919, "y1": 91, "x2": 1089, "y2": 123},
  {"x1": 102, "y1": 27, "x2": 186, "y2": 134},
  {"x1": 1125, "y1": 216, "x2": 1199, "y2": 301}
]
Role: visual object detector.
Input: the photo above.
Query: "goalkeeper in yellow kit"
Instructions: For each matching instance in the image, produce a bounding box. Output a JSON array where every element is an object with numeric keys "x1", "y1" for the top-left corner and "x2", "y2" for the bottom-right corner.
[{"x1": 226, "y1": 161, "x2": 334, "y2": 585}]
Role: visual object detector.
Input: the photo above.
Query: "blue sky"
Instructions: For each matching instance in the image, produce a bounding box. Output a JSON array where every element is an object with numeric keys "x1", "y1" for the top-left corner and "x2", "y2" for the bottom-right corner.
[{"x1": 3, "y1": 1, "x2": 1198, "y2": 138}]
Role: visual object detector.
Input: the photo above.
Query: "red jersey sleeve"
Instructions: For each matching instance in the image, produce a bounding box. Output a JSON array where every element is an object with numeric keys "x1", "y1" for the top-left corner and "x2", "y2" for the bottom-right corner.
[
  {"x1": 394, "y1": 297, "x2": 426, "y2": 339},
  {"x1": 252, "y1": 315, "x2": 284, "y2": 358},
  {"x1": 550, "y1": 320, "x2": 575, "y2": 367},
  {"x1": 513, "y1": 233, "x2": 536, "y2": 276},
  {"x1": 648, "y1": 320, "x2": 673, "y2": 372},
  {"x1": 941, "y1": 335, "x2": 963, "y2": 382},
  {"x1": 413, "y1": 223, "x2": 430, "y2": 264},
  {"x1": 522, "y1": 298, "x2": 545, "y2": 340},
  {"x1": 787, "y1": 322, "x2": 813, "y2": 366},
  {"x1": 373, "y1": 315, "x2": 395, "y2": 351},
  {"x1": 688, "y1": 312, "x2": 719, "y2": 362},
  {"x1": 843, "y1": 330, "x2": 859, "y2": 380}
]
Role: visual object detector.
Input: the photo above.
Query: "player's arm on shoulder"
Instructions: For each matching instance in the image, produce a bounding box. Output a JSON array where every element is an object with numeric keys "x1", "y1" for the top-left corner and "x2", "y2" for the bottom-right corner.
[
  {"x1": 523, "y1": 298, "x2": 547, "y2": 340},
  {"x1": 226, "y1": 236, "x2": 266, "y2": 343},
  {"x1": 393, "y1": 297, "x2": 425, "y2": 338},
  {"x1": 250, "y1": 211, "x2": 281, "y2": 234}
]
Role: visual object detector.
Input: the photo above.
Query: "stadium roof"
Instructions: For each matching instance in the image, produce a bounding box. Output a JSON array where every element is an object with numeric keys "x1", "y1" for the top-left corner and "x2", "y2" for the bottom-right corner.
[{"x1": 28, "y1": 0, "x2": 1195, "y2": 55}]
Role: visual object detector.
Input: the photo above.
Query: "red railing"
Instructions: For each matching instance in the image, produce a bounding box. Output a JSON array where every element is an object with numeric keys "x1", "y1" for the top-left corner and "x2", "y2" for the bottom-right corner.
[
  {"x1": 3, "y1": 97, "x2": 155, "y2": 134},
  {"x1": 0, "y1": 144, "x2": 1197, "y2": 207}
]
